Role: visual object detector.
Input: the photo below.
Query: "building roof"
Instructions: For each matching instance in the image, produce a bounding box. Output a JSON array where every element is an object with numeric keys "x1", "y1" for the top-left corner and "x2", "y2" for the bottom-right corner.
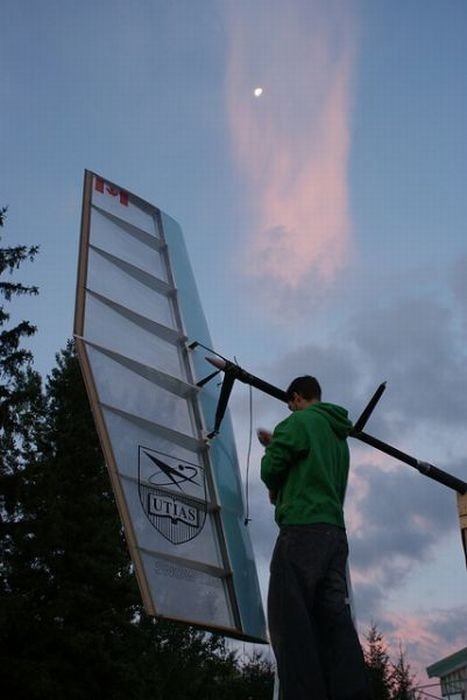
[{"x1": 427, "y1": 648, "x2": 467, "y2": 678}]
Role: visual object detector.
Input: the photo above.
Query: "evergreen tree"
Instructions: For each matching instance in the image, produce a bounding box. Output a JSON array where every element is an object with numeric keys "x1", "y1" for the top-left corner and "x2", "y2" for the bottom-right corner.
[
  {"x1": 364, "y1": 624, "x2": 394, "y2": 700},
  {"x1": 390, "y1": 644, "x2": 419, "y2": 700},
  {"x1": 0, "y1": 205, "x2": 41, "y2": 528},
  {"x1": 0, "y1": 207, "x2": 45, "y2": 691},
  {"x1": 10, "y1": 342, "x2": 146, "y2": 699}
]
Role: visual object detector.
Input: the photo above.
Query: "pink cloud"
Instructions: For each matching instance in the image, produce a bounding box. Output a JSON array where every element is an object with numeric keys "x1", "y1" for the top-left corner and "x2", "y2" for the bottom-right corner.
[{"x1": 225, "y1": 1, "x2": 356, "y2": 293}]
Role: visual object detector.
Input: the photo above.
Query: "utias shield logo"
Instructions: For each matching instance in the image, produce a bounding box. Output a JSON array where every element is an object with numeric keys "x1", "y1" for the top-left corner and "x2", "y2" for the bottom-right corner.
[{"x1": 138, "y1": 446, "x2": 207, "y2": 544}]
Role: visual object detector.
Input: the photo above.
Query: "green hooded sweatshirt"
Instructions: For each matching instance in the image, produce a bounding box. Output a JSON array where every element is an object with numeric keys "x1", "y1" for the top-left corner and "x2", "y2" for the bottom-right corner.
[{"x1": 260, "y1": 402, "x2": 352, "y2": 527}]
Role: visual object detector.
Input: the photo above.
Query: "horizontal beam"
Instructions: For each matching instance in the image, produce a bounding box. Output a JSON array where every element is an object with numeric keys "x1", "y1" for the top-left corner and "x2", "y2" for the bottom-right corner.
[
  {"x1": 355, "y1": 431, "x2": 467, "y2": 494},
  {"x1": 204, "y1": 354, "x2": 467, "y2": 495}
]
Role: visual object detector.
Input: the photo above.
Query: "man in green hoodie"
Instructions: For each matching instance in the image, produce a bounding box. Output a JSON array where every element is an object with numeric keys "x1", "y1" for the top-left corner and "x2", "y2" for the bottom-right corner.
[{"x1": 259, "y1": 375, "x2": 369, "y2": 700}]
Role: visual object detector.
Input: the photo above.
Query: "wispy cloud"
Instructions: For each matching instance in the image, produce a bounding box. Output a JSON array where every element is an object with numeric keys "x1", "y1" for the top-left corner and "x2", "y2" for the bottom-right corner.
[
  {"x1": 225, "y1": 0, "x2": 356, "y2": 296},
  {"x1": 371, "y1": 607, "x2": 467, "y2": 683}
]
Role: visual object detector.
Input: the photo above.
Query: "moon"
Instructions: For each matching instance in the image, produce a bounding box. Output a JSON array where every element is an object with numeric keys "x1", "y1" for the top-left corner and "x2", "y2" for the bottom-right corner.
[{"x1": 254, "y1": 87, "x2": 263, "y2": 97}]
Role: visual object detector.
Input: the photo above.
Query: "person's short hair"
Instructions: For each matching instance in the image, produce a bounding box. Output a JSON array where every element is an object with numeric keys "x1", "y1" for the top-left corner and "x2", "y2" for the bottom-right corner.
[{"x1": 285, "y1": 375, "x2": 321, "y2": 402}]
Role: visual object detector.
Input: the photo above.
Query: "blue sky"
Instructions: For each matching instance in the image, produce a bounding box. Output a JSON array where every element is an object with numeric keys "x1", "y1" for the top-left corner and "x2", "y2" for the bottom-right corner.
[{"x1": 2, "y1": 0, "x2": 467, "y2": 681}]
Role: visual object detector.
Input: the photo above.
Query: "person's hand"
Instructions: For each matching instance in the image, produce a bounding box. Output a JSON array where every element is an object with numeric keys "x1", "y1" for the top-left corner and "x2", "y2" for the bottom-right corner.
[{"x1": 256, "y1": 428, "x2": 272, "y2": 447}]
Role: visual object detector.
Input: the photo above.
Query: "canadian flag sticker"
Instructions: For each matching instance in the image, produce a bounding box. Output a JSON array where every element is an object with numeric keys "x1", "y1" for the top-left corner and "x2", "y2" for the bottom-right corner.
[{"x1": 95, "y1": 177, "x2": 129, "y2": 206}]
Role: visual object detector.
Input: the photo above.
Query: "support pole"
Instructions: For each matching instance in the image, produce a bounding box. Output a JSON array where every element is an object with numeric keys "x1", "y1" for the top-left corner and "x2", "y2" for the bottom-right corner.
[
  {"x1": 458, "y1": 493, "x2": 467, "y2": 567},
  {"x1": 352, "y1": 382, "x2": 386, "y2": 434},
  {"x1": 354, "y1": 431, "x2": 467, "y2": 494}
]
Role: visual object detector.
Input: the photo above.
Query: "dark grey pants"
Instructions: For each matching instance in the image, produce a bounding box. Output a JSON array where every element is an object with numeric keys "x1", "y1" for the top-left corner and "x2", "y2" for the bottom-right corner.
[{"x1": 268, "y1": 524, "x2": 370, "y2": 700}]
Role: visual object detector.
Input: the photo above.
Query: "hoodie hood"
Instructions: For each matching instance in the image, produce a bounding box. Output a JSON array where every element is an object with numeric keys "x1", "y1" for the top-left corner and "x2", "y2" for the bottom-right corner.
[{"x1": 306, "y1": 402, "x2": 352, "y2": 439}]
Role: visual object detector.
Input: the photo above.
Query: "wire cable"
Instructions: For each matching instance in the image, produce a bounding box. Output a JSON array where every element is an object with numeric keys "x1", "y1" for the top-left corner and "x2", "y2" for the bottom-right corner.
[{"x1": 244, "y1": 384, "x2": 254, "y2": 525}]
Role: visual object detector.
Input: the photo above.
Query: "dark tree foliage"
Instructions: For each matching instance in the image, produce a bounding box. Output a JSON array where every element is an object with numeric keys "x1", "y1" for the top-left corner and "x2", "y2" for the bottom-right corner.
[
  {"x1": 391, "y1": 644, "x2": 420, "y2": 700},
  {"x1": 365, "y1": 624, "x2": 394, "y2": 700},
  {"x1": 0, "y1": 206, "x2": 41, "y2": 524},
  {"x1": 2, "y1": 343, "x2": 143, "y2": 699},
  {"x1": 235, "y1": 650, "x2": 275, "y2": 700},
  {"x1": 0, "y1": 208, "x2": 44, "y2": 677},
  {"x1": 1, "y1": 337, "x2": 273, "y2": 698},
  {"x1": 364, "y1": 625, "x2": 420, "y2": 700}
]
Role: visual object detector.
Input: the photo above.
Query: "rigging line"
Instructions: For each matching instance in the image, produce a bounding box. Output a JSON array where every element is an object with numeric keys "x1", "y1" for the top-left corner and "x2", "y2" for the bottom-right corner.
[{"x1": 244, "y1": 383, "x2": 254, "y2": 525}]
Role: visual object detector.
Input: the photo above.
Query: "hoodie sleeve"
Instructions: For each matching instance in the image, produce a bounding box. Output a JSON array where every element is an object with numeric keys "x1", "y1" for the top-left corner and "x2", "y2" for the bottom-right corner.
[{"x1": 260, "y1": 414, "x2": 308, "y2": 492}]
